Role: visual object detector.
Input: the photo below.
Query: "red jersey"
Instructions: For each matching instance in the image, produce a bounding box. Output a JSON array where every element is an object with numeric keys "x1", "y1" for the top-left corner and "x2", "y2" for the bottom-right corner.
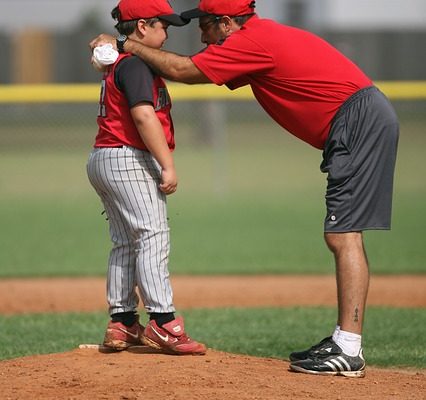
[
  {"x1": 95, "y1": 53, "x2": 175, "y2": 151},
  {"x1": 192, "y1": 15, "x2": 372, "y2": 149}
]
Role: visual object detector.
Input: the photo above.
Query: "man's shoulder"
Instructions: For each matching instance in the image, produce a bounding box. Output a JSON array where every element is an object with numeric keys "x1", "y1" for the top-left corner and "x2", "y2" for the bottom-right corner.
[
  {"x1": 237, "y1": 17, "x2": 309, "y2": 49},
  {"x1": 242, "y1": 16, "x2": 282, "y2": 30},
  {"x1": 235, "y1": 16, "x2": 286, "y2": 42}
]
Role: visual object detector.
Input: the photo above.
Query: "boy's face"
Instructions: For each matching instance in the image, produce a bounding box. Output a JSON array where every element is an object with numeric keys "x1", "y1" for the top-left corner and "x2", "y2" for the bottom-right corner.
[{"x1": 139, "y1": 19, "x2": 169, "y2": 49}]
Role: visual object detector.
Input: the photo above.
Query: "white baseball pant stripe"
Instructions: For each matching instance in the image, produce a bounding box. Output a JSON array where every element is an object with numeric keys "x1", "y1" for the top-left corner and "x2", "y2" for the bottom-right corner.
[{"x1": 87, "y1": 146, "x2": 175, "y2": 315}]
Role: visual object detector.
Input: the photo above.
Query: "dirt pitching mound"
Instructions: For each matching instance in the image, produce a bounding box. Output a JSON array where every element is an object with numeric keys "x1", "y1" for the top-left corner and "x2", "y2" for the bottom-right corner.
[
  {"x1": 1, "y1": 348, "x2": 424, "y2": 400},
  {"x1": 0, "y1": 275, "x2": 425, "y2": 399}
]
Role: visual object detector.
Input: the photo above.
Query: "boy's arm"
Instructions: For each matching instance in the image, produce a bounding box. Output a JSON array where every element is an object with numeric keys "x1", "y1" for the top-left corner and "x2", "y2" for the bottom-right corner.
[{"x1": 130, "y1": 103, "x2": 177, "y2": 195}]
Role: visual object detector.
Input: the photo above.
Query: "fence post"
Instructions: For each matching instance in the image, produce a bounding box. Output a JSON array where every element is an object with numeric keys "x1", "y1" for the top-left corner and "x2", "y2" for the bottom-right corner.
[
  {"x1": 12, "y1": 29, "x2": 53, "y2": 83},
  {"x1": 201, "y1": 101, "x2": 228, "y2": 196}
]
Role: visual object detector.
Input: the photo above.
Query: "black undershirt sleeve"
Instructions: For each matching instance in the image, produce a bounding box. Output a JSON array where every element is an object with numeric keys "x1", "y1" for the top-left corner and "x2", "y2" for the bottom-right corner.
[{"x1": 114, "y1": 56, "x2": 156, "y2": 108}]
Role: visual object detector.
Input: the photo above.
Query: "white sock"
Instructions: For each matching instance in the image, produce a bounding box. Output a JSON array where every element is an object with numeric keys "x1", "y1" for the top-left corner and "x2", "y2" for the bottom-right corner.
[
  {"x1": 336, "y1": 329, "x2": 362, "y2": 357},
  {"x1": 332, "y1": 325, "x2": 340, "y2": 342}
]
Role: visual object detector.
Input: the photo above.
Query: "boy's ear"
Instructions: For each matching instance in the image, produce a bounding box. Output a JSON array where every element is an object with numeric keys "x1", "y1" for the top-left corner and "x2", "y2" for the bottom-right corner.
[{"x1": 136, "y1": 19, "x2": 148, "y2": 36}]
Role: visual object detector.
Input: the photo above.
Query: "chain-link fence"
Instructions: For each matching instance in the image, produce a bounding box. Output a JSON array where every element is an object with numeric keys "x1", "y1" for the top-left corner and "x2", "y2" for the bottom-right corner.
[
  {"x1": 0, "y1": 92, "x2": 425, "y2": 196},
  {"x1": 0, "y1": 88, "x2": 425, "y2": 276}
]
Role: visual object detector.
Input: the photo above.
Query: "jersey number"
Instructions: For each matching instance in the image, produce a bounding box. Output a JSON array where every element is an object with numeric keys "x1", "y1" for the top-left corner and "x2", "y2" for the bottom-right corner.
[{"x1": 98, "y1": 79, "x2": 107, "y2": 117}]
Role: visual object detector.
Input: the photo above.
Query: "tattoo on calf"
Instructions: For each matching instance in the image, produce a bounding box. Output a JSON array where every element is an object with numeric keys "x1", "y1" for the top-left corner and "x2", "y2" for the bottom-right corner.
[{"x1": 354, "y1": 307, "x2": 359, "y2": 322}]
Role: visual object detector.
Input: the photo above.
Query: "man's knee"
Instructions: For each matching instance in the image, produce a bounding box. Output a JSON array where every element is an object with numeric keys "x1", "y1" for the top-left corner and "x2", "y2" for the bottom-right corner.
[{"x1": 324, "y1": 232, "x2": 363, "y2": 254}]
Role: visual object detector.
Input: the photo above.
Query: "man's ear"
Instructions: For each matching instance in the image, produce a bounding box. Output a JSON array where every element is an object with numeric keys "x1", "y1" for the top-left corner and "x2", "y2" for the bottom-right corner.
[
  {"x1": 221, "y1": 16, "x2": 233, "y2": 34},
  {"x1": 222, "y1": 16, "x2": 232, "y2": 27}
]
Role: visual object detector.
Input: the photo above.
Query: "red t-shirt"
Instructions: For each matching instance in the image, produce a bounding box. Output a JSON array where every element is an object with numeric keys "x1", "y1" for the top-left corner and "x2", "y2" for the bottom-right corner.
[
  {"x1": 95, "y1": 53, "x2": 175, "y2": 151},
  {"x1": 192, "y1": 15, "x2": 372, "y2": 149}
]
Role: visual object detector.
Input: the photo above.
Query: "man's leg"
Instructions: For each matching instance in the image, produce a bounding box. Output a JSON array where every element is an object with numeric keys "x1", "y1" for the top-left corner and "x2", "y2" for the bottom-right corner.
[
  {"x1": 325, "y1": 231, "x2": 369, "y2": 334},
  {"x1": 290, "y1": 88, "x2": 397, "y2": 376},
  {"x1": 289, "y1": 231, "x2": 368, "y2": 377}
]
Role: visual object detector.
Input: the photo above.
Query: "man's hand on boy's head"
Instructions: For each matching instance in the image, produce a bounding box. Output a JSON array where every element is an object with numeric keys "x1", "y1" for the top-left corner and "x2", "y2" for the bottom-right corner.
[{"x1": 90, "y1": 34, "x2": 117, "y2": 51}]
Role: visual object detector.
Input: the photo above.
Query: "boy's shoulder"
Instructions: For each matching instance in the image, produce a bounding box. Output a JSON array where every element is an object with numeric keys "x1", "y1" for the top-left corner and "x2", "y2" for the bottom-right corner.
[{"x1": 115, "y1": 54, "x2": 154, "y2": 77}]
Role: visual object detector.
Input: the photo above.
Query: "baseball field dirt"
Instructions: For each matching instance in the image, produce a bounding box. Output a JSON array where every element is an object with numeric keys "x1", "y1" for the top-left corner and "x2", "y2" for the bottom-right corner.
[{"x1": 0, "y1": 275, "x2": 425, "y2": 399}]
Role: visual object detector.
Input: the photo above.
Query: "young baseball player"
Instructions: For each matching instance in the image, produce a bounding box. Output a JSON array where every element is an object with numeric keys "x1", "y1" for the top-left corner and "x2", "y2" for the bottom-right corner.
[
  {"x1": 87, "y1": 0, "x2": 206, "y2": 355},
  {"x1": 89, "y1": 0, "x2": 399, "y2": 375}
]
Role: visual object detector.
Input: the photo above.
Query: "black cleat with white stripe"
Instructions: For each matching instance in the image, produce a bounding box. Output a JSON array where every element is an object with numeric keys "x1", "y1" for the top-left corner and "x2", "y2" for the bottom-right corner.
[
  {"x1": 289, "y1": 336, "x2": 334, "y2": 362},
  {"x1": 289, "y1": 339, "x2": 366, "y2": 378}
]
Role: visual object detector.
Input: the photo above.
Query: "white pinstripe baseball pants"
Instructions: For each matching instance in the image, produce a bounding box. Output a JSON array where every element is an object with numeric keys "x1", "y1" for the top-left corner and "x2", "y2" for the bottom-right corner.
[{"x1": 87, "y1": 146, "x2": 175, "y2": 315}]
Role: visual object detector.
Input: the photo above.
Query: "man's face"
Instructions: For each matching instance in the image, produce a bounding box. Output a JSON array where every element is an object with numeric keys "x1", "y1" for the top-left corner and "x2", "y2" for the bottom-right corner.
[{"x1": 198, "y1": 15, "x2": 226, "y2": 45}]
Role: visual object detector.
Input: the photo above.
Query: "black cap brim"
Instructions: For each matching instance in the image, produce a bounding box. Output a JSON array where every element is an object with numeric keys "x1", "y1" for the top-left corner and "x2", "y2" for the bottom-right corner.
[
  {"x1": 180, "y1": 8, "x2": 210, "y2": 20},
  {"x1": 160, "y1": 14, "x2": 190, "y2": 26}
]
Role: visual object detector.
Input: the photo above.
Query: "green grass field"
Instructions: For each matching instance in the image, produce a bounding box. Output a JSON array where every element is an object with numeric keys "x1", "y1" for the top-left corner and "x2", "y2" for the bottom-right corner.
[
  {"x1": 0, "y1": 123, "x2": 425, "y2": 276},
  {"x1": 0, "y1": 102, "x2": 424, "y2": 367},
  {"x1": 0, "y1": 192, "x2": 424, "y2": 276},
  {"x1": 1, "y1": 308, "x2": 425, "y2": 368}
]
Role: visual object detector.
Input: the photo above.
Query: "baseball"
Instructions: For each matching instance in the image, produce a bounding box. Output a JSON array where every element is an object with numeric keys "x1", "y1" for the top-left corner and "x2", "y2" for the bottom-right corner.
[{"x1": 91, "y1": 56, "x2": 107, "y2": 73}]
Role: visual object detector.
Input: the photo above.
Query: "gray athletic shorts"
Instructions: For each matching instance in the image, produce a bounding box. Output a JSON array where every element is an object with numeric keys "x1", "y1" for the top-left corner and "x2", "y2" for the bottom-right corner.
[{"x1": 321, "y1": 86, "x2": 399, "y2": 233}]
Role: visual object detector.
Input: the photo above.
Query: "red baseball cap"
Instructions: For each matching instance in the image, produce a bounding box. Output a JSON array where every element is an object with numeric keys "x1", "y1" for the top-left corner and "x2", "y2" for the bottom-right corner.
[
  {"x1": 117, "y1": 0, "x2": 189, "y2": 26},
  {"x1": 181, "y1": 0, "x2": 256, "y2": 19}
]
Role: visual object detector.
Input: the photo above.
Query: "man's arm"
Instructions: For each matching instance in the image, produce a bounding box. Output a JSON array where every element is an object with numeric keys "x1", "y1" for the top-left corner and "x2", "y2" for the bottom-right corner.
[{"x1": 90, "y1": 34, "x2": 211, "y2": 84}]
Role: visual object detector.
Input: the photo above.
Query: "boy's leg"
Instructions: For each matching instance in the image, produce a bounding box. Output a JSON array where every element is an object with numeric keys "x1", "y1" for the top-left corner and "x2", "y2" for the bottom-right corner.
[
  {"x1": 126, "y1": 150, "x2": 206, "y2": 355},
  {"x1": 87, "y1": 148, "x2": 143, "y2": 350},
  {"x1": 87, "y1": 148, "x2": 140, "y2": 315},
  {"x1": 105, "y1": 204, "x2": 140, "y2": 315},
  {"x1": 124, "y1": 149, "x2": 175, "y2": 314}
]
